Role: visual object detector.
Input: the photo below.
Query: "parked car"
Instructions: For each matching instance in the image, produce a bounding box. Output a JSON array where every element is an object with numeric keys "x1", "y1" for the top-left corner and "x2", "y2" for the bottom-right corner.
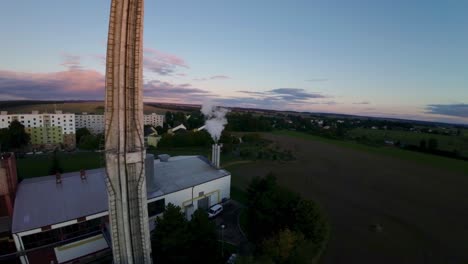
[{"x1": 208, "y1": 204, "x2": 223, "y2": 218}]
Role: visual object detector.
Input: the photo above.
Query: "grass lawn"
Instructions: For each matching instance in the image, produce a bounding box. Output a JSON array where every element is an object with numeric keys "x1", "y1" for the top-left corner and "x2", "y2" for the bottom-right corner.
[
  {"x1": 17, "y1": 151, "x2": 103, "y2": 179},
  {"x1": 349, "y1": 127, "x2": 468, "y2": 157},
  {"x1": 273, "y1": 130, "x2": 468, "y2": 175},
  {"x1": 230, "y1": 186, "x2": 248, "y2": 205}
]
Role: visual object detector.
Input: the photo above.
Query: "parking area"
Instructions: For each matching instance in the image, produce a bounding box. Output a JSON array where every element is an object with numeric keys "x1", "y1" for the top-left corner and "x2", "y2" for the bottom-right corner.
[{"x1": 212, "y1": 200, "x2": 250, "y2": 254}]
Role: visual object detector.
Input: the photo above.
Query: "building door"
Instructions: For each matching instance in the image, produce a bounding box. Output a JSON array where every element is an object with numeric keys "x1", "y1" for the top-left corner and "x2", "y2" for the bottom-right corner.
[{"x1": 197, "y1": 197, "x2": 209, "y2": 210}]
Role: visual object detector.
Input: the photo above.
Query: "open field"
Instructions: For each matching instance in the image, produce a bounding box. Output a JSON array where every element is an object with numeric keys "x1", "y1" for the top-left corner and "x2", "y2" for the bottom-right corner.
[
  {"x1": 229, "y1": 132, "x2": 468, "y2": 264},
  {"x1": 0, "y1": 101, "x2": 170, "y2": 114},
  {"x1": 349, "y1": 128, "x2": 468, "y2": 157},
  {"x1": 274, "y1": 130, "x2": 468, "y2": 175}
]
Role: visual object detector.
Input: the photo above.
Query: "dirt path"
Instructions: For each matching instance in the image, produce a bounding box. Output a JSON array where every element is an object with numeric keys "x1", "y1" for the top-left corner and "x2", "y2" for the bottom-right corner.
[{"x1": 228, "y1": 133, "x2": 468, "y2": 264}]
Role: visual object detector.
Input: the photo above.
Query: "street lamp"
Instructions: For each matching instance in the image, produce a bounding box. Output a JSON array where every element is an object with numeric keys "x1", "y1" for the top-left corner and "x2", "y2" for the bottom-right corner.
[{"x1": 221, "y1": 224, "x2": 226, "y2": 258}]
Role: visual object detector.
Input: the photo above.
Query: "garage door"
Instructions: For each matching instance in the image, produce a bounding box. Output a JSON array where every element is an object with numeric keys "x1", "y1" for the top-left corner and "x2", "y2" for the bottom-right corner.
[{"x1": 197, "y1": 196, "x2": 209, "y2": 210}]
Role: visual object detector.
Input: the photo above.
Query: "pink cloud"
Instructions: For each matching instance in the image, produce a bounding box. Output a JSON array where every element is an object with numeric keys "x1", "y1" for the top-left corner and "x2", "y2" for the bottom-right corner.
[
  {"x1": 143, "y1": 48, "x2": 188, "y2": 75},
  {"x1": 0, "y1": 69, "x2": 105, "y2": 100}
]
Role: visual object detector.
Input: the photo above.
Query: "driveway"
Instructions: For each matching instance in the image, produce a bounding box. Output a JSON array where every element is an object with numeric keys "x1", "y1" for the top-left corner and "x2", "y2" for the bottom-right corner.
[{"x1": 213, "y1": 200, "x2": 251, "y2": 254}]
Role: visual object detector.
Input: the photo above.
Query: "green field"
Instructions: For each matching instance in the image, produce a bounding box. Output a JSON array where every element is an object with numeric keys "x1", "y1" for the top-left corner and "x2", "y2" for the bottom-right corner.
[
  {"x1": 348, "y1": 128, "x2": 468, "y2": 157},
  {"x1": 17, "y1": 152, "x2": 103, "y2": 179},
  {"x1": 273, "y1": 130, "x2": 468, "y2": 175},
  {"x1": 17, "y1": 146, "x2": 224, "y2": 179}
]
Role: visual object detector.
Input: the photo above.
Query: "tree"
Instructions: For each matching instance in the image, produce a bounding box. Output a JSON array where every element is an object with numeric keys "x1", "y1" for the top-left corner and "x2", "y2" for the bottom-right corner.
[
  {"x1": 75, "y1": 127, "x2": 91, "y2": 144},
  {"x1": 294, "y1": 200, "x2": 328, "y2": 243},
  {"x1": 155, "y1": 125, "x2": 164, "y2": 135},
  {"x1": 246, "y1": 173, "x2": 300, "y2": 243},
  {"x1": 419, "y1": 139, "x2": 427, "y2": 150},
  {"x1": 187, "y1": 209, "x2": 219, "y2": 264},
  {"x1": 79, "y1": 134, "x2": 98, "y2": 150},
  {"x1": 428, "y1": 138, "x2": 438, "y2": 151},
  {"x1": 0, "y1": 128, "x2": 11, "y2": 151},
  {"x1": 152, "y1": 203, "x2": 190, "y2": 263},
  {"x1": 246, "y1": 173, "x2": 329, "y2": 262},
  {"x1": 151, "y1": 204, "x2": 220, "y2": 264},
  {"x1": 48, "y1": 150, "x2": 63, "y2": 175},
  {"x1": 8, "y1": 120, "x2": 30, "y2": 149},
  {"x1": 261, "y1": 229, "x2": 305, "y2": 264}
]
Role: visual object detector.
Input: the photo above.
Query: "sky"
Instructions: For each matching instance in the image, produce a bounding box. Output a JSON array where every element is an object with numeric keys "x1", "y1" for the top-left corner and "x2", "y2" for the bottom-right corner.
[{"x1": 0, "y1": 0, "x2": 467, "y2": 124}]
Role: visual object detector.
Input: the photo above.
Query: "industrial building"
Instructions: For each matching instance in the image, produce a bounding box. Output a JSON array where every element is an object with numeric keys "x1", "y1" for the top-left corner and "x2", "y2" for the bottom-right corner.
[
  {"x1": 9, "y1": 154, "x2": 230, "y2": 264},
  {"x1": 0, "y1": 111, "x2": 76, "y2": 149}
]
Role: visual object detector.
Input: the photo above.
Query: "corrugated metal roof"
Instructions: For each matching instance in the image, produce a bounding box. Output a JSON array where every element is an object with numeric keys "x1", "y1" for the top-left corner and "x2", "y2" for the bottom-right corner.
[
  {"x1": 12, "y1": 156, "x2": 230, "y2": 234},
  {"x1": 148, "y1": 156, "x2": 230, "y2": 199},
  {"x1": 12, "y1": 168, "x2": 108, "y2": 234}
]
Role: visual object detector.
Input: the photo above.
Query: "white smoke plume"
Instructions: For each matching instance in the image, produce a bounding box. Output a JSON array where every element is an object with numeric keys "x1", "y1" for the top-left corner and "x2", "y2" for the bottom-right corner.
[{"x1": 201, "y1": 102, "x2": 229, "y2": 142}]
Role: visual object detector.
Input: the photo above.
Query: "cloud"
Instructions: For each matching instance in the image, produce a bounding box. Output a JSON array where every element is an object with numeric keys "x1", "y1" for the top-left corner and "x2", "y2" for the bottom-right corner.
[
  {"x1": 0, "y1": 69, "x2": 105, "y2": 100},
  {"x1": 220, "y1": 88, "x2": 331, "y2": 110},
  {"x1": 269, "y1": 88, "x2": 325, "y2": 100},
  {"x1": 60, "y1": 53, "x2": 83, "y2": 70},
  {"x1": 305, "y1": 78, "x2": 328, "y2": 82},
  {"x1": 193, "y1": 75, "x2": 231, "y2": 81},
  {"x1": 210, "y1": 75, "x2": 230, "y2": 80},
  {"x1": 143, "y1": 48, "x2": 188, "y2": 76},
  {"x1": 353, "y1": 101, "x2": 370, "y2": 105},
  {"x1": 237, "y1": 88, "x2": 326, "y2": 103},
  {"x1": 426, "y1": 104, "x2": 468, "y2": 118},
  {"x1": 143, "y1": 80, "x2": 214, "y2": 103}
]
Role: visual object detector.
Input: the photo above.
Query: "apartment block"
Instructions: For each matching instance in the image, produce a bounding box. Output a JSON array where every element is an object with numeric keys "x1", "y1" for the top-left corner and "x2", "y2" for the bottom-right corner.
[{"x1": 0, "y1": 111, "x2": 76, "y2": 148}]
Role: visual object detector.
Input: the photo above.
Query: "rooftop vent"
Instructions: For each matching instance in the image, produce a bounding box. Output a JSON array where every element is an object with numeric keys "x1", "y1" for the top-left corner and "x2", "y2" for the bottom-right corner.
[
  {"x1": 80, "y1": 169, "x2": 86, "y2": 180},
  {"x1": 158, "y1": 154, "x2": 170, "y2": 162},
  {"x1": 56, "y1": 172, "x2": 62, "y2": 184}
]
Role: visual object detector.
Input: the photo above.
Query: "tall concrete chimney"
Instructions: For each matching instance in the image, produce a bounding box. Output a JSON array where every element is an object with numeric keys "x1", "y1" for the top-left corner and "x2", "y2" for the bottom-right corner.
[{"x1": 104, "y1": 0, "x2": 152, "y2": 262}]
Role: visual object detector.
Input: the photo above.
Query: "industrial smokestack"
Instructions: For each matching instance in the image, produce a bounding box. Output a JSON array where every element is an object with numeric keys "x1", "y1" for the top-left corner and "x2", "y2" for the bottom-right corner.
[{"x1": 211, "y1": 144, "x2": 222, "y2": 168}]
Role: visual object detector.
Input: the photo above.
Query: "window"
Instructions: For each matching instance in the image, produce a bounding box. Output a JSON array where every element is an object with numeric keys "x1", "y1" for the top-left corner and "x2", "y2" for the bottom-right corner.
[{"x1": 147, "y1": 199, "x2": 165, "y2": 217}]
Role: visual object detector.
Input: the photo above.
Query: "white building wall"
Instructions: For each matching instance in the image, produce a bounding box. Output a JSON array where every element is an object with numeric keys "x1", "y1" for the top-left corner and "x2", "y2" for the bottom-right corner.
[
  {"x1": 75, "y1": 113, "x2": 105, "y2": 134},
  {"x1": 148, "y1": 175, "x2": 231, "y2": 211}
]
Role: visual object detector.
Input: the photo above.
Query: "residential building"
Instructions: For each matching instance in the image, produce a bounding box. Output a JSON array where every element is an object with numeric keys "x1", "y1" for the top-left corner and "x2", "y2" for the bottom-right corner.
[
  {"x1": 75, "y1": 112, "x2": 105, "y2": 134},
  {"x1": 144, "y1": 126, "x2": 161, "y2": 148},
  {"x1": 143, "y1": 113, "x2": 165, "y2": 128},
  {"x1": 11, "y1": 154, "x2": 230, "y2": 264},
  {"x1": 74, "y1": 113, "x2": 164, "y2": 135},
  {"x1": 0, "y1": 111, "x2": 76, "y2": 149}
]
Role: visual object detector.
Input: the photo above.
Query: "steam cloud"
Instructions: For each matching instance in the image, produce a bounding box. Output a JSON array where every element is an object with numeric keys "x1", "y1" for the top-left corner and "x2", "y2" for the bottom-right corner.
[{"x1": 201, "y1": 102, "x2": 229, "y2": 142}]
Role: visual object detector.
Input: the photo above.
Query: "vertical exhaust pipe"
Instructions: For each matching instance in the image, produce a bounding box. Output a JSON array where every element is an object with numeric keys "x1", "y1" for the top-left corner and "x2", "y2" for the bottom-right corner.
[{"x1": 211, "y1": 144, "x2": 222, "y2": 168}]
